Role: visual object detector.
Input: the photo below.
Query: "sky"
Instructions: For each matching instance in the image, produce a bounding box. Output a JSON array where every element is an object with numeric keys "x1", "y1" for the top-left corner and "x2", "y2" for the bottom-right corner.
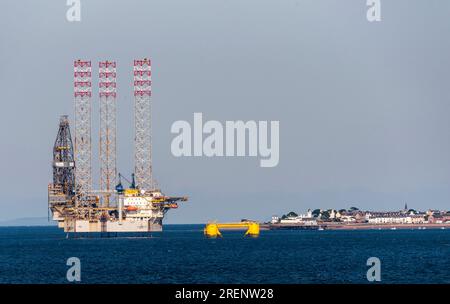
[{"x1": 1, "y1": 0, "x2": 450, "y2": 223}]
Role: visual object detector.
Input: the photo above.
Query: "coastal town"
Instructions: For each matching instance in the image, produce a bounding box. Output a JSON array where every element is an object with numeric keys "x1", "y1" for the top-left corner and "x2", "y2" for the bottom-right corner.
[{"x1": 267, "y1": 204, "x2": 450, "y2": 230}]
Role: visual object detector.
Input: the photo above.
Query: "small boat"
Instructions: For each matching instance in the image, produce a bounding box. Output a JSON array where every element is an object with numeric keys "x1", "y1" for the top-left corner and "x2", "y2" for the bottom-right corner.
[
  {"x1": 390, "y1": 227, "x2": 397, "y2": 230},
  {"x1": 318, "y1": 226, "x2": 324, "y2": 231}
]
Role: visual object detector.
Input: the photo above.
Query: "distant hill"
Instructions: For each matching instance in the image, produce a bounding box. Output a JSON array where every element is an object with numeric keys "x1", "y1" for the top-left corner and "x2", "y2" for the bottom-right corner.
[{"x1": 0, "y1": 217, "x2": 56, "y2": 227}]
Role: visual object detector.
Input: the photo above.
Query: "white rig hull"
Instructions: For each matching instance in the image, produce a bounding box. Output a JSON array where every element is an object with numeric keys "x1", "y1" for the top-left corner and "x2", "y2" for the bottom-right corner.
[{"x1": 61, "y1": 218, "x2": 162, "y2": 233}]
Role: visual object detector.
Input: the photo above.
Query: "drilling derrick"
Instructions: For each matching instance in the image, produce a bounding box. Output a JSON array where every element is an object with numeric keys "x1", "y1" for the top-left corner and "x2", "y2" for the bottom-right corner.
[
  {"x1": 99, "y1": 61, "x2": 117, "y2": 206},
  {"x1": 48, "y1": 116, "x2": 76, "y2": 225},
  {"x1": 52, "y1": 116, "x2": 75, "y2": 196},
  {"x1": 74, "y1": 60, "x2": 92, "y2": 195},
  {"x1": 133, "y1": 59, "x2": 153, "y2": 191}
]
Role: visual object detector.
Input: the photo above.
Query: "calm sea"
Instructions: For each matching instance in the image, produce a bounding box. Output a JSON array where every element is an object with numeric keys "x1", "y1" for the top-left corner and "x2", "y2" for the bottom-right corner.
[{"x1": 0, "y1": 225, "x2": 449, "y2": 283}]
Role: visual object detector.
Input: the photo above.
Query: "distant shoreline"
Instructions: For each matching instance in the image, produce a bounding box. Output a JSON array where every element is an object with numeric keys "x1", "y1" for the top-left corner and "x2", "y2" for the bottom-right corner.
[
  {"x1": 264, "y1": 223, "x2": 450, "y2": 230},
  {"x1": 327, "y1": 223, "x2": 450, "y2": 230}
]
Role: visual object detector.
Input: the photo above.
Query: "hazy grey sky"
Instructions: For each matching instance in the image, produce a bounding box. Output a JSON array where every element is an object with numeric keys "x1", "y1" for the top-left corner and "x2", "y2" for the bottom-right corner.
[{"x1": 1, "y1": 0, "x2": 450, "y2": 223}]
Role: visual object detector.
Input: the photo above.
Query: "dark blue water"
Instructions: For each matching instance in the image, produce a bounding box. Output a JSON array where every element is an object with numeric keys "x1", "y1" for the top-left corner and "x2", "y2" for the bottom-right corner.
[{"x1": 0, "y1": 225, "x2": 449, "y2": 283}]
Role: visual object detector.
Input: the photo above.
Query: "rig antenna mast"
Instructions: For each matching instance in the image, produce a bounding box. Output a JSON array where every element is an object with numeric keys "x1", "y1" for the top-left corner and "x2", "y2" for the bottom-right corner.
[
  {"x1": 74, "y1": 60, "x2": 92, "y2": 195},
  {"x1": 99, "y1": 60, "x2": 117, "y2": 206},
  {"x1": 133, "y1": 59, "x2": 153, "y2": 191}
]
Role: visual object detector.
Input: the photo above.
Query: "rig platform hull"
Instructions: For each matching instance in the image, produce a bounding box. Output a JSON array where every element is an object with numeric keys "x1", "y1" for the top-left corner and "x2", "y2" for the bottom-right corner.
[{"x1": 61, "y1": 219, "x2": 162, "y2": 233}]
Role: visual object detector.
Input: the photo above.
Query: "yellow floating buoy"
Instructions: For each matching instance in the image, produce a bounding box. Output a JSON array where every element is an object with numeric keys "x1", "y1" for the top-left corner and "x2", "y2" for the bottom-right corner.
[
  {"x1": 204, "y1": 223, "x2": 222, "y2": 238},
  {"x1": 244, "y1": 222, "x2": 260, "y2": 237}
]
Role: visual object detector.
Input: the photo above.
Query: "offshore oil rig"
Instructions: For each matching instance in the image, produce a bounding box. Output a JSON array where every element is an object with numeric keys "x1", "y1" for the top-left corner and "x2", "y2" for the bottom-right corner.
[{"x1": 48, "y1": 59, "x2": 187, "y2": 234}]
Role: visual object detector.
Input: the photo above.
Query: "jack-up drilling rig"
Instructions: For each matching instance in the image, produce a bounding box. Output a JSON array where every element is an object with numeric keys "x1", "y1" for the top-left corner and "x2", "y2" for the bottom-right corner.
[{"x1": 48, "y1": 59, "x2": 187, "y2": 234}]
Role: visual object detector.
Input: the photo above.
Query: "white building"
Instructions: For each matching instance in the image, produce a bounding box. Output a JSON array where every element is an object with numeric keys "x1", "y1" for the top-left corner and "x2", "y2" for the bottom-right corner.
[
  {"x1": 275, "y1": 209, "x2": 317, "y2": 225},
  {"x1": 367, "y1": 212, "x2": 426, "y2": 224},
  {"x1": 340, "y1": 215, "x2": 356, "y2": 223}
]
